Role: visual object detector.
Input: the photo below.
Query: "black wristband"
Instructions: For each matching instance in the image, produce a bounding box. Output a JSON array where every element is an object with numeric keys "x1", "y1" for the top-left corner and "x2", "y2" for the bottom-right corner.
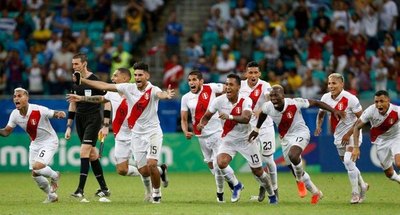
[
  {"x1": 68, "y1": 111, "x2": 76, "y2": 120},
  {"x1": 103, "y1": 110, "x2": 111, "y2": 118}
]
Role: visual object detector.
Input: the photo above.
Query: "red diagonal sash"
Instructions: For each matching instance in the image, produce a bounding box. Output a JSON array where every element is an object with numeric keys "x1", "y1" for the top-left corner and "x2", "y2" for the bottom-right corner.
[
  {"x1": 113, "y1": 98, "x2": 128, "y2": 136},
  {"x1": 278, "y1": 104, "x2": 297, "y2": 138},
  {"x1": 370, "y1": 110, "x2": 399, "y2": 142},
  {"x1": 330, "y1": 97, "x2": 348, "y2": 133},
  {"x1": 249, "y1": 84, "x2": 263, "y2": 109},
  {"x1": 222, "y1": 98, "x2": 245, "y2": 137},
  {"x1": 193, "y1": 85, "x2": 212, "y2": 135},
  {"x1": 26, "y1": 110, "x2": 41, "y2": 141},
  {"x1": 127, "y1": 88, "x2": 152, "y2": 129}
]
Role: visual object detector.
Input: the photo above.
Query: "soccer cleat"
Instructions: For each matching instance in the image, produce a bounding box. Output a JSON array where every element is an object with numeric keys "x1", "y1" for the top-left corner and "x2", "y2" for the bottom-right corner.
[
  {"x1": 268, "y1": 195, "x2": 278, "y2": 204},
  {"x1": 231, "y1": 182, "x2": 244, "y2": 203},
  {"x1": 350, "y1": 192, "x2": 360, "y2": 204},
  {"x1": 257, "y1": 186, "x2": 266, "y2": 202},
  {"x1": 160, "y1": 164, "x2": 169, "y2": 188},
  {"x1": 216, "y1": 192, "x2": 225, "y2": 203},
  {"x1": 95, "y1": 189, "x2": 111, "y2": 197},
  {"x1": 144, "y1": 193, "x2": 152, "y2": 202},
  {"x1": 297, "y1": 181, "x2": 307, "y2": 198},
  {"x1": 311, "y1": 190, "x2": 323, "y2": 204},
  {"x1": 227, "y1": 181, "x2": 234, "y2": 192},
  {"x1": 152, "y1": 193, "x2": 162, "y2": 204},
  {"x1": 43, "y1": 193, "x2": 58, "y2": 203},
  {"x1": 71, "y1": 188, "x2": 84, "y2": 198},
  {"x1": 50, "y1": 171, "x2": 60, "y2": 193},
  {"x1": 274, "y1": 188, "x2": 279, "y2": 201},
  {"x1": 358, "y1": 183, "x2": 369, "y2": 203}
]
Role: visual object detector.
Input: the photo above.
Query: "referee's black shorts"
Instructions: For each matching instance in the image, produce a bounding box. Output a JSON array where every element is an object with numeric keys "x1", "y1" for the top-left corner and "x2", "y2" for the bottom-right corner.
[{"x1": 76, "y1": 112, "x2": 102, "y2": 146}]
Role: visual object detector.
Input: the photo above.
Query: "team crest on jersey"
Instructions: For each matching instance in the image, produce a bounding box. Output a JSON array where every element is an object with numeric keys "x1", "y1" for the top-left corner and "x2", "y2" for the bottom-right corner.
[
  {"x1": 338, "y1": 102, "x2": 344, "y2": 110},
  {"x1": 254, "y1": 89, "x2": 260, "y2": 97},
  {"x1": 286, "y1": 112, "x2": 293, "y2": 119},
  {"x1": 31, "y1": 119, "x2": 36, "y2": 125},
  {"x1": 145, "y1": 92, "x2": 150, "y2": 100},
  {"x1": 235, "y1": 107, "x2": 241, "y2": 114},
  {"x1": 202, "y1": 92, "x2": 209, "y2": 100}
]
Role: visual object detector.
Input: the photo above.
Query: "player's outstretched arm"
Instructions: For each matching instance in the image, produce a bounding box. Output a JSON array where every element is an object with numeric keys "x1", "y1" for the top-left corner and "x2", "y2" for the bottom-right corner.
[
  {"x1": 157, "y1": 84, "x2": 175, "y2": 99},
  {"x1": 314, "y1": 110, "x2": 326, "y2": 136},
  {"x1": 0, "y1": 126, "x2": 13, "y2": 137},
  {"x1": 248, "y1": 111, "x2": 267, "y2": 142},
  {"x1": 351, "y1": 118, "x2": 365, "y2": 161},
  {"x1": 81, "y1": 78, "x2": 118, "y2": 92},
  {"x1": 309, "y1": 99, "x2": 346, "y2": 120},
  {"x1": 66, "y1": 94, "x2": 109, "y2": 104},
  {"x1": 53, "y1": 111, "x2": 66, "y2": 119}
]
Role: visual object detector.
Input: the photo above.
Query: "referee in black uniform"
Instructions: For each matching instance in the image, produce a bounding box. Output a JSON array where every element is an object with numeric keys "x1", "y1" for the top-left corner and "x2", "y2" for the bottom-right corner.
[{"x1": 65, "y1": 53, "x2": 111, "y2": 198}]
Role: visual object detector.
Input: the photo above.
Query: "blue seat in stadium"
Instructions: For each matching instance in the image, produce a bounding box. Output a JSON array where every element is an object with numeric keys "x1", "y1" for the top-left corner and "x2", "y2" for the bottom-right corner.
[
  {"x1": 253, "y1": 51, "x2": 264, "y2": 63},
  {"x1": 88, "y1": 31, "x2": 102, "y2": 42},
  {"x1": 359, "y1": 91, "x2": 375, "y2": 100},
  {"x1": 286, "y1": 17, "x2": 296, "y2": 30},
  {"x1": 284, "y1": 60, "x2": 296, "y2": 69},
  {"x1": 72, "y1": 22, "x2": 89, "y2": 33},
  {"x1": 233, "y1": 50, "x2": 241, "y2": 61},
  {"x1": 88, "y1": 22, "x2": 104, "y2": 32}
]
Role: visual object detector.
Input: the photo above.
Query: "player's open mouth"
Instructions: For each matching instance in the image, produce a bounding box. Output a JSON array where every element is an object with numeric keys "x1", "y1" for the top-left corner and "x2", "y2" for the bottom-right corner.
[{"x1": 190, "y1": 85, "x2": 196, "y2": 89}]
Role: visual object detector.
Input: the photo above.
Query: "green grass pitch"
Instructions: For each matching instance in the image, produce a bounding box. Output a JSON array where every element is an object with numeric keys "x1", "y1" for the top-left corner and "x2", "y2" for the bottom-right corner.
[{"x1": 1, "y1": 172, "x2": 400, "y2": 215}]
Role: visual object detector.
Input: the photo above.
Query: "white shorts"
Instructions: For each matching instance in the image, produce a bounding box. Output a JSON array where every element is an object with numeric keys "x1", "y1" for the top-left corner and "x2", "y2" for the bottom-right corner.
[
  {"x1": 198, "y1": 132, "x2": 220, "y2": 163},
  {"x1": 29, "y1": 142, "x2": 58, "y2": 170},
  {"x1": 376, "y1": 139, "x2": 400, "y2": 170},
  {"x1": 256, "y1": 126, "x2": 276, "y2": 156},
  {"x1": 131, "y1": 129, "x2": 163, "y2": 169},
  {"x1": 281, "y1": 134, "x2": 310, "y2": 165},
  {"x1": 334, "y1": 136, "x2": 362, "y2": 157},
  {"x1": 114, "y1": 138, "x2": 132, "y2": 164},
  {"x1": 218, "y1": 136, "x2": 262, "y2": 168}
]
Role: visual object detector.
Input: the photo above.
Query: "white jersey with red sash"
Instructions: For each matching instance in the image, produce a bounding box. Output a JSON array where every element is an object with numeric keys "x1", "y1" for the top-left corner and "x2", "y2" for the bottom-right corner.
[
  {"x1": 116, "y1": 82, "x2": 162, "y2": 134},
  {"x1": 240, "y1": 79, "x2": 274, "y2": 128},
  {"x1": 320, "y1": 90, "x2": 362, "y2": 143},
  {"x1": 7, "y1": 104, "x2": 58, "y2": 146},
  {"x1": 208, "y1": 94, "x2": 252, "y2": 140},
  {"x1": 261, "y1": 98, "x2": 310, "y2": 139},
  {"x1": 360, "y1": 104, "x2": 400, "y2": 144},
  {"x1": 181, "y1": 83, "x2": 224, "y2": 137},
  {"x1": 104, "y1": 91, "x2": 131, "y2": 141}
]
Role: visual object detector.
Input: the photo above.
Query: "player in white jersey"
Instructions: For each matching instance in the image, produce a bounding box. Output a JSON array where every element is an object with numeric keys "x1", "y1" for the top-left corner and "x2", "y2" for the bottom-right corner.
[
  {"x1": 181, "y1": 70, "x2": 235, "y2": 203},
  {"x1": 249, "y1": 85, "x2": 345, "y2": 204},
  {"x1": 0, "y1": 88, "x2": 65, "y2": 203},
  {"x1": 239, "y1": 61, "x2": 278, "y2": 201},
  {"x1": 315, "y1": 73, "x2": 369, "y2": 204},
  {"x1": 76, "y1": 62, "x2": 175, "y2": 203},
  {"x1": 198, "y1": 74, "x2": 277, "y2": 204},
  {"x1": 67, "y1": 68, "x2": 169, "y2": 201},
  {"x1": 353, "y1": 90, "x2": 400, "y2": 186}
]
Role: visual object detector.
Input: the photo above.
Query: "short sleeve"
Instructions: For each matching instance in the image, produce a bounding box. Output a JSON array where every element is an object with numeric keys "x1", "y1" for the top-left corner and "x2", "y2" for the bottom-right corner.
[
  {"x1": 208, "y1": 98, "x2": 219, "y2": 114},
  {"x1": 294, "y1": 98, "x2": 310, "y2": 108},
  {"x1": 350, "y1": 96, "x2": 362, "y2": 113},
  {"x1": 210, "y1": 83, "x2": 224, "y2": 94},
  {"x1": 243, "y1": 97, "x2": 253, "y2": 112},
  {"x1": 41, "y1": 106, "x2": 55, "y2": 118},
  {"x1": 152, "y1": 86, "x2": 162, "y2": 100},
  {"x1": 319, "y1": 94, "x2": 329, "y2": 112},
  {"x1": 181, "y1": 95, "x2": 188, "y2": 111},
  {"x1": 6, "y1": 111, "x2": 17, "y2": 128},
  {"x1": 115, "y1": 83, "x2": 131, "y2": 95},
  {"x1": 263, "y1": 82, "x2": 272, "y2": 96},
  {"x1": 359, "y1": 106, "x2": 373, "y2": 123},
  {"x1": 103, "y1": 91, "x2": 111, "y2": 101}
]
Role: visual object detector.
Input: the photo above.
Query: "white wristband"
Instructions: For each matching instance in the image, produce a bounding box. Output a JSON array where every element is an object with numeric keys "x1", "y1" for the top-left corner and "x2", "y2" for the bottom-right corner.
[
  {"x1": 254, "y1": 127, "x2": 260, "y2": 133},
  {"x1": 228, "y1": 115, "x2": 233, "y2": 120}
]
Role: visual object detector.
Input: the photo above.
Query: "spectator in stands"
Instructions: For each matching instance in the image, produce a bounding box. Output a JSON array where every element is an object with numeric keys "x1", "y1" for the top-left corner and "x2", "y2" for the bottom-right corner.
[
  {"x1": 260, "y1": 27, "x2": 279, "y2": 71},
  {"x1": 207, "y1": 7, "x2": 224, "y2": 32},
  {"x1": 358, "y1": 62, "x2": 372, "y2": 92},
  {"x1": 52, "y1": 7, "x2": 72, "y2": 35},
  {"x1": 194, "y1": 56, "x2": 211, "y2": 83},
  {"x1": 249, "y1": 11, "x2": 266, "y2": 42},
  {"x1": 185, "y1": 36, "x2": 204, "y2": 69},
  {"x1": 345, "y1": 71, "x2": 359, "y2": 95},
  {"x1": 32, "y1": 13, "x2": 52, "y2": 43},
  {"x1": 72, "y1": 0, "x2": 93, "y2": 22},
  {"x1": 299, "y1": 75, "x2": 320, "y2": 99},
  {"x1": 378, "y1": 0, "x2": 398, "y2": 40},
  {"x1": 349, "y1": 13, "x2": 361, "y2": 37},
  {"x1": 222, "y1": 20, "x2": 235, "y2": 42},
  {"x1": 211, "y1": 0, "x2": 230, "y2": 22},
  {"x1": 27, "y1": 59, "x2": 44, "y2": 95},
  {"x1": 215, "y1": 44, "x2": 236, "y2": 82},
  {"x1": 332, "y1": 0, "x2": 350, "y2": 32},
  {"x1": 27, "y1": 0, "x2": 44, "y2": 12},
  {"x1": 126, "y1": 1, "x2": 144, "y2": 45},
  {"x1": 306, "y1": 27, "x2": 326, "y2": 71},
  {"x1": 287, "y1": 68, "x2": 303, "y2": 94},
  {"x1": 91, "y1": 0, "x2": 111, "y2": 21},
  {"x1": 111, "y1": 43, "x2": 132, "y2": 77},
  {"x1": 5, "y1": 49, "x2": 25, "y2": 94},
  {"x1": 350, "y1": 34, "x2": 367, "y2": 62},
  {"x1": 293, "y1": 0, "x2": 310, "y2": 37},
  {"x1": 0, "y1": 44, "x2": 6, "y2": 94},
  {"x1": 76, "y1": 30, "x2": 92, "y2": 54},
  {"x1": 313, "y1": 7, "x2": 331, "y2": 33},
  {"x1": 95, "y1": 39, "x2": 113, "y2": 83},
  {"x1": 32, "y1": 9, "x2": 53, "y2": 39},
  {"x1": 0, "y1": 9, "x2": 16, "y2": 34},
  {"x1": 45, "y1": 32, "x2": 61, "y2": 60},
  {"x1": 215, "y1": 28, "x2": 229, "y2": 51},
  {"x1": 375, "y1": 61, "x2": 388, "y2": 91},
  {"x1": 279, "y1": 38, "x2": 299, "y2": 63},
  {"x1": 52, "y1": 43, "x2": 74, "y2": 71},
  {"x1": 143, "y1": 0, "x2": 164, "y2": 33},
  {"x1": 15, "y1": 14, "x2": 33, "y2": 41},
  {"x1": 329, "y1": 25, "x2": 349, "y2": 74},
  {"x1": 292, "y1": 28, "x2": 308, "y2": 54},
  {"x1": 163, "y1": 54, "x2": 183, "y2": 91},
  {"x1": 235, "y1": 28, "x2": 253, "y2": 60},
  {"x1": 360, "y1": 2, "x2": 379, "y2": 51},
  {"x1": 7, "y1": 30, "x2": 27, "y2": 59},
  {"x1": 165, "y1": 11, "x2": 183, "y2": 59}
]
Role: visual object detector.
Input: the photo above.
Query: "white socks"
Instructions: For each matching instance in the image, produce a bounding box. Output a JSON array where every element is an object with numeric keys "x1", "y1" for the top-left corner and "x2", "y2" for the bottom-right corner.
[
  {"x1": 126, "y1": 165, "x2": 141, "y2": 176},
  {"x1": 302, "y1": 172, "x2": 319, "y2": 194},
  {"x1": 220, "y1": 166, "x2": 238, "y2": 186},
  {"x1": 344, "y1": 152, "x2": 360, "y2": 193},
  {"x1": 263, "y1": 155, "x2": 278, "y2": 190},
  {"x1": 256, "y1": 171, "x2": 274, "y2": 196},
  {"x1": 33, "y1": 166, "x2": 57, "y2": 180},
  {"x1": 292, "y1": 160, "x2": 304, "y2": 181},
  {"x1": 141, "y1": 175, "x2": 152, "y2": 194},
  {"x1": 33, "y1": 176, "x2": 50, "y2": 194}
]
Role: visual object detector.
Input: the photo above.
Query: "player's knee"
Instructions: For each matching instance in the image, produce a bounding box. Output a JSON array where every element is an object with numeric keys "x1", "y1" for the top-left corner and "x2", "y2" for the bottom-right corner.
[
  {"x1": 288, "y1": 154, "x2": 300, "y2": 165},
  {"x1": 217, "y1": 160, "x2": 228, "y2": 169},
  {"x1": 251, "y1": 167, "x2": 263, "y2": 176},
  {"x1": 394, "y1": 160, "x2": 400, "y2": 169},
  {"x1": 116, "y1": 167, "x2": 128, "y2": 176},
  {"x1": 343, "y1": 157, "x2": 355, "y2": 171},
  {"x1": 32, "y1": 162, "x2": 45, "y2": 171},
  {"x1": 147, "y1": 160, "x2": 158, "y2": 169}
]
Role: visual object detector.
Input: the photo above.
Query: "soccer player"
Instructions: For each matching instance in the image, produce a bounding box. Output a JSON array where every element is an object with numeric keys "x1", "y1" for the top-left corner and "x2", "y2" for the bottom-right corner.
[
  {"x1": 75, "y1": 62, "x2": 175, "y2": 203},
  {"x1": 65, "y1": 53, "x2": 111, "y2": 199},
  {"x1": 180, "y1": 70, "x2": 235, "y2": 203},
  {"x1": 315, "y1": 73, "x2": 369, "y2": 204},
  {"x1": 249, "y1": 85, "x2": 345, "y2": 204},
  {"x1": 0, "y1": 88, "x2": 64, "y2": 203},
  {"x1": 352, "y1": 90, "x2": 400, "y2": 187},
  {"x1": 239, "y1": 61, "x2": 278, "y2": 201},
  {"x1": 198, "y1": 74, "x2": 277, "y2": 204},
  {"x1": 66, "y1": 68, "x2": 169, "y2": 201}
]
